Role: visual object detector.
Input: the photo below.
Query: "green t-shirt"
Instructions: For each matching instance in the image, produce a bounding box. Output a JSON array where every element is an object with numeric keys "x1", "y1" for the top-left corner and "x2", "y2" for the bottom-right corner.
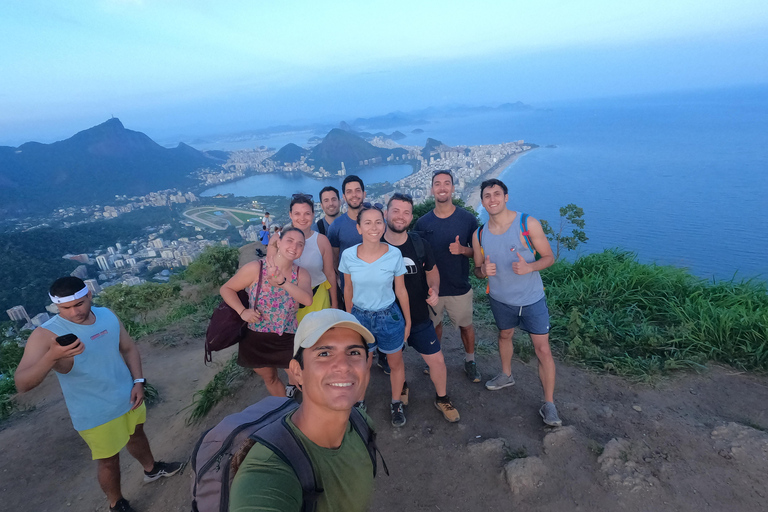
[{"x1": 229, "y1": 411, "x2": 375, "y2": 512}]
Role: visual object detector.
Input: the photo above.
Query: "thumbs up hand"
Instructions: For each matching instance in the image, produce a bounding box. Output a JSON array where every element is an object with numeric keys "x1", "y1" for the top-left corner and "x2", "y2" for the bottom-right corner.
[
  {"x1": 512, "y1": 252, "x2": 531, "y2": 275},
  {"x1": 449, "y1": 235, "x2": 464, "y2": 255},
  {"x1": 482, "y1": 255, "x2": 496, "y2": 276}
]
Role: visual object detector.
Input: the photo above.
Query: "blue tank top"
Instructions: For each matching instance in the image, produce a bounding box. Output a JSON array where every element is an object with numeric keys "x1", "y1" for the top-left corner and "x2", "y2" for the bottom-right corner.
[
  {"x1": 482, "y1": 212, "x2": 546, "y2": 307},
  {"x1": 42, "y1": 307, "x2": 133, "y2": 431}
]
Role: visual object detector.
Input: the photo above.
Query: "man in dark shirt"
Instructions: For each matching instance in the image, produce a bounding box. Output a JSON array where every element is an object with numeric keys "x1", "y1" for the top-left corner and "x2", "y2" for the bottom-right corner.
[
  {"x1": 413, "y1": 170, "x2": 481, "y2": 383},
  {"x1": 384, "y1": 193, "x2": 460, "y2": 422},
  {"x1": 327, "y1": 175, "x2": 366, "y2": 273},
  {"x1": 312, "y1": 186, "x2": 341, "y2": 236}
]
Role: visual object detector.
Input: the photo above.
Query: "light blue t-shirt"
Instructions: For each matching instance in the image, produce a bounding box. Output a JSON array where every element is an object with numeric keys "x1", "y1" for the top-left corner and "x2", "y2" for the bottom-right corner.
[{"x1": 339, "y1": 244, "x2": 406, "y2": 311}]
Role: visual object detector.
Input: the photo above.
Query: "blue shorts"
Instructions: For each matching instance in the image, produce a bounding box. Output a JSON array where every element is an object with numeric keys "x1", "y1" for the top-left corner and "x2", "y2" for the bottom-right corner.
[
  {"x1": 351, "y1": 302, "x2": 405, "y2": 354},
  {"x1": 488, "y1": 296, "x2": 550, "y2": 335},
  {"x1": 407, "y1": 320, "x2": 441, "y2": 355}
]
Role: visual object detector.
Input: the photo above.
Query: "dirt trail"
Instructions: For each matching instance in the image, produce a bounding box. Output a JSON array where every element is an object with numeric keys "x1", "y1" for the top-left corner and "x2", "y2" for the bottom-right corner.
[{"x1": 1, "y1": 326, "x2": 767, "y2": 512}]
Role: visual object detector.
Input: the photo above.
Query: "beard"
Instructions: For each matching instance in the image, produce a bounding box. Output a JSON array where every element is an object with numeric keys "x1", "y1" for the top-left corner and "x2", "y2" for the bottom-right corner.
[{"x1": 386, "y1": 221, "x2": 407, "y2": 234}]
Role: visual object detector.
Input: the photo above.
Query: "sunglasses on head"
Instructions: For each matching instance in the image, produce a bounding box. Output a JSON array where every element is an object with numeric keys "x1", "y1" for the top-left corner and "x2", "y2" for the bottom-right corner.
[
  {"x1": 361, "y1": 202, "x2": 384, "y2": 210},
  {"x1": 291, "y1": 193, "x2": 313, "y2": 200},
  {"x1": 390, "y1": 192, "x2": 412, "y2": 202}
]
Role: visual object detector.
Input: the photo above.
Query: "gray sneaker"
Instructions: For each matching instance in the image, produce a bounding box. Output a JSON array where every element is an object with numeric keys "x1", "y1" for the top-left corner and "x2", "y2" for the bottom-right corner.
[
  {"x1": 539, "y1": 401, "x2": 562, "y2": 427},
  {"x1": 464, "y1": 360, "x2": 481, "y2": 383},
  {"x1": 485, "y1": 372, "x2": 515, "y2": 390}
]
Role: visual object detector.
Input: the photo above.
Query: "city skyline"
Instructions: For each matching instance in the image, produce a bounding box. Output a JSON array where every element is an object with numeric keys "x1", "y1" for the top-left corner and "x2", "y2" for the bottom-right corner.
[{"x1": 2, "y1": 0, "x2": 767, "y2": 146}]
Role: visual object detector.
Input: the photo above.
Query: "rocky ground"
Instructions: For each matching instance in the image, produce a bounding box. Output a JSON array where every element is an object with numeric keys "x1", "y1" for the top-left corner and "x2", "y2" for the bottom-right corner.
[{"x1": 1, "y1": 324, "x2": 767, "y2": 512}]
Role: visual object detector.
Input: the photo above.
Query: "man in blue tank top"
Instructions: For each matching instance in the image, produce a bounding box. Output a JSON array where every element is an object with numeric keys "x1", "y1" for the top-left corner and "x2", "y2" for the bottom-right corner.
[
  {"x1": 14, "y1": 277, "x2": 182, "y2": 512},
  {"x1": 472, "y1": 179, "x2": 562, "y2": 427}
]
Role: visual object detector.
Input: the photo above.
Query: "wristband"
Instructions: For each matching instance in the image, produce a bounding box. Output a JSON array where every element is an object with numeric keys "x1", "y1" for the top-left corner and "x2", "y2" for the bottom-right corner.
[
  {"x1": 278, "y1": 278, "x2": 287, "y2": 286},
  {"x1": 238, "y1": 308, "x2": 246, "y2": 316},
  {"x1": 133, "y1": 378, "x2": 146, "y2": 385}
]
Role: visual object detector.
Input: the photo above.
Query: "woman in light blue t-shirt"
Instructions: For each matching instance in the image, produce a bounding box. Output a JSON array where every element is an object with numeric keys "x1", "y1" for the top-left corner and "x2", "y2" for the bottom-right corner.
[{"x1": 339, "y1": 206, "x2": 411, "y2": 427}]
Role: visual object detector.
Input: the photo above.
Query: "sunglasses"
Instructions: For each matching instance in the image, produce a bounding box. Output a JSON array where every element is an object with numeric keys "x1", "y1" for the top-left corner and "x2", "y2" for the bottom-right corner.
[
  {"x1": 390, "y1": 192, "x2": 413, "y2": 202},
  {"x1": 291, "y1": 193, "x2": 313, "y2": 200},
  {"x1": 361, "y1": 202, "x2": 384, "y2": 210}
]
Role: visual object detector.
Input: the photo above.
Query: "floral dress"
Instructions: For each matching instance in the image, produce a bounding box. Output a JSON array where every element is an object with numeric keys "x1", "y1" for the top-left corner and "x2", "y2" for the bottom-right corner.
[{"x1": 237, "y1": 263, "x2": 300, "y2": 369}]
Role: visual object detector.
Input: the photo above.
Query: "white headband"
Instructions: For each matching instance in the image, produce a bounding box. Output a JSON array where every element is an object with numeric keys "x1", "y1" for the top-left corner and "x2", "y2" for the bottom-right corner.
[{"x1": 49, "y1": 285, "x2": 89, "y2": 305}]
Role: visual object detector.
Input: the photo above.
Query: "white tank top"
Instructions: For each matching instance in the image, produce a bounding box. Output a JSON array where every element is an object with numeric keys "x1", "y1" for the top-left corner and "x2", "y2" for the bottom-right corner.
[{"x1": 295, "y1": 231, "x2": 327, "y2": 288}]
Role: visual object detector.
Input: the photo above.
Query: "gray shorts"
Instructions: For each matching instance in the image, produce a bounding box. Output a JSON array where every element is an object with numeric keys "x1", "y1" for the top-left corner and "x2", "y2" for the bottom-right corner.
[{"x1": 488, "y1": 296, "x2": 550, "y2": 335}]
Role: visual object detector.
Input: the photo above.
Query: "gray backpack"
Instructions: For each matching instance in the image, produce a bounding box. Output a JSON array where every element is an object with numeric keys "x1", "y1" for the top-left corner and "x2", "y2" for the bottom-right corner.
[{"x1": 190, "y1": 396, "x2": 384, "y2": 512}]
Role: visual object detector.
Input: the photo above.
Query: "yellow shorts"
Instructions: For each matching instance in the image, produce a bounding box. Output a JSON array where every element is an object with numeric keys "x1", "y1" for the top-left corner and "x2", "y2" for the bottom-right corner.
[
  {"x1": 78, "y1": 403, "x2": 147, "y2": 460},
  {"x1": 296, "y1": 281, "x2": 332, "y2": 324}
]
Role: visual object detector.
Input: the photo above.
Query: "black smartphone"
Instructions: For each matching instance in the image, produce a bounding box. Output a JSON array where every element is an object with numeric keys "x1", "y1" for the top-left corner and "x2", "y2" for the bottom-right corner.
[{"x1": 55, "y1": 333, "x2": 78, "y2": 346}]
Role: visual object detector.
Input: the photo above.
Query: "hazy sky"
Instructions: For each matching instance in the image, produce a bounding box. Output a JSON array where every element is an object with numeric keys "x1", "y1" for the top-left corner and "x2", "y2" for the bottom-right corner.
[{"x1": 2, "y1": 0, "x2": 767, "y2": 145}]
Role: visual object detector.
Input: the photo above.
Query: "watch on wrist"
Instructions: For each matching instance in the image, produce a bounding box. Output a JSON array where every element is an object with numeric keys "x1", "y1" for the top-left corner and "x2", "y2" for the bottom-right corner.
[{"x1": 133, "y1": 378, "x2": 146, "y2": 385}]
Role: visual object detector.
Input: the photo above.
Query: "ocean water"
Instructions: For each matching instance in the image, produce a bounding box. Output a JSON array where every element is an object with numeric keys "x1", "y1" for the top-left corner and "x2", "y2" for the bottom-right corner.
[{"x1": 202, "y1": 86, "x2": 768, "y2": 281}]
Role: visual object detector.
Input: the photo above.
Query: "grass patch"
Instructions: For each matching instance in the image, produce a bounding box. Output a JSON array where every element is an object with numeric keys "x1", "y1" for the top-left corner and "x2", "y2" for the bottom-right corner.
[
  {"x1": 543, "y1": 249, "x2": 768, "y2": 379},
  {"x1": 143, "y1": 382, "x2": 161, "y2": 407},
  {"x1": 186, "y1": 354, "x2": 249, "y2": 425},
  {"x1": 0, "y1": 337, "x2": 26, "y2": 421},
  {"x1": 588, "y1": 439, "x2": 605, "y2": 456},
  {"x1": 504, "y1": 446, "x2": 528, "y2": 460},
  {"x1": 123, "y1": 294, "x2": 223, "y2": 340},
  {"x1": 740, "y1": 420, "x2": 766, "y2": 432},
  {"x1": 0, "y1": 374, "x2": 17, "y2": 420}
]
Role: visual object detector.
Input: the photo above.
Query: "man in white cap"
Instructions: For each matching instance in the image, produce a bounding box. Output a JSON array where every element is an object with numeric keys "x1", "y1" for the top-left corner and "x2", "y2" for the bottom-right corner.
[
  {"x1": 14, "y1": 277, "x2": 182, "y2": 512},
  {"x1": 230, "y1": 308, "x2": 377, "y2": 512}
]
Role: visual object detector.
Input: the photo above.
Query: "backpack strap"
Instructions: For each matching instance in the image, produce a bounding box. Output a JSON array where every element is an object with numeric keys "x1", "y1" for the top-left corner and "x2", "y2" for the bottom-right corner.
[
  {"x1": 348, "y1": 407, "x2": 389, "y2": 477},
  {"x1": 251, "y1": 416, "x2": 322, "y2": 512},
  {"x1": 476, "y1": 224, "x2": 489, "y2": 295},
  {"x1": 316, "y1": 218, "x2": 327, "y2": 236},
  {"x1": 519, "y1": 213, "x2": 536, "y2": 255},
  {"x1": 408, "y1": 231, "x2": 426, "y2": 269}
]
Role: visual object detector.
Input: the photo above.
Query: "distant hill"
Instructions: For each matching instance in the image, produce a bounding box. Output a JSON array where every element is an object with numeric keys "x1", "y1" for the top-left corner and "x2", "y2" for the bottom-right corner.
[
  {"x1": 422, "y1": 137, "x2": 448, "y2": 160},
  {"x1": 306, "y1": 129, "x2": 408, "y2": 173},
  {"x1": 0, "y1": 118, "x2": 225, "y2": 214},
  {"x1": 268, "y1": 143, "x2": 309, "y2": 164},
  {"x1": 336, "y1": 122, "x2": 407, "y2": 143}
]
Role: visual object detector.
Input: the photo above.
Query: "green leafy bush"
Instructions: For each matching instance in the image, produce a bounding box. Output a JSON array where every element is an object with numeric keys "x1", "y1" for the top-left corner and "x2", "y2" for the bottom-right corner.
[{"x1": 183, "y1": 246, "x2": 240, "y2": 289}]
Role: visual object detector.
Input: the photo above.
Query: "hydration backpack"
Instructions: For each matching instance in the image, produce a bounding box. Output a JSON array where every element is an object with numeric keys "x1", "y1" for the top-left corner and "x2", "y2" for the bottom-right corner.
[{"x1": 190, "y1": 396, "x2": 385, "y2": 512}]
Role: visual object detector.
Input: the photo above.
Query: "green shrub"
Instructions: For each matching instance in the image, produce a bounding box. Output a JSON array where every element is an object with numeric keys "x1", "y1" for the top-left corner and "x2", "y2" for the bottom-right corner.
[
  {"x1": 544, "y1": 249, "x2": 768, "y2": 378},
  {"x1": 183, "y1": 246, "x2": 240, "y2": 289}
]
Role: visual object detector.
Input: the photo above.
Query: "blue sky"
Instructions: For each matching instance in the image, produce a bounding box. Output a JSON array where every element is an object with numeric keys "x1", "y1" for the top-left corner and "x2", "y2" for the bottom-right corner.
[{"x1": 1, "y1": 0, "x2": 767, "y2": 145}]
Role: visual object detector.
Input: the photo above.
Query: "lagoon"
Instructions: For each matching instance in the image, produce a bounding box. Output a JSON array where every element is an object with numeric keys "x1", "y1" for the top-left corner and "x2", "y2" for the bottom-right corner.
[{"x1": 200, "y1": 164, "x2": 414, "y2": 198}]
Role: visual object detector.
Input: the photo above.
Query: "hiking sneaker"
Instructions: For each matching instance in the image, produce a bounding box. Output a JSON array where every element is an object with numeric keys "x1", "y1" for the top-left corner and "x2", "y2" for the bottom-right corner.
[
  {"x1": 539, "y1": 401, "x2": 563, "y2": 427},
  {"x1": 377, "y1": 350, "x2": 391, "y2": 375},
  {"x1": 354, "y1": 400, "x2": 367, "y2": 413},
  {"x1": 434, "y1": 396, "x2": 460, "y2": 423},
  {"x1": 143, "y1": 461, "x2": 183, "y2": 483},
  {"x1": 485, "y1": 372, "x2": 515, "y2": 390},
  {"x1": 109, "y1": 498, "x2": 135, "y2": 512},
  {"x1": 390, "y1": 401, "x2": 406, "y2": 427},
  {"x1": 285, "y1": 384, "x2": 298, "y2": 398},
  {"x1": 464, "y1": 360, "x2": 481, "y2": 383},
  {"x1": 400, "y1": 382, "x2": 409, "y2": 406}
]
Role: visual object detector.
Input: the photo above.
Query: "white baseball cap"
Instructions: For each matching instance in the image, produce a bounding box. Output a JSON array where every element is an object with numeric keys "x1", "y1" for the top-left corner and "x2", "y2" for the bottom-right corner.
[{"x1": 293, "y1": 309, "x2": 374, "y2": 356}]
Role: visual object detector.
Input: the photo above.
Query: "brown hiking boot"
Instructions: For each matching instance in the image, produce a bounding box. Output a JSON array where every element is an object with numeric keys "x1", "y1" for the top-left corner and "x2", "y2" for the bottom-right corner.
[{"x1": 434, "y1": 396, "x2": 460, "y2": 423}]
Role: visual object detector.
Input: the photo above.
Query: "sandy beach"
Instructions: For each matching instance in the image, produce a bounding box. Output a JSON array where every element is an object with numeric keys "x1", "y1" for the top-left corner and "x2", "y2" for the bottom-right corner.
[{"x1": 464, "y1": 148, "x2": 534, "y2": 209}]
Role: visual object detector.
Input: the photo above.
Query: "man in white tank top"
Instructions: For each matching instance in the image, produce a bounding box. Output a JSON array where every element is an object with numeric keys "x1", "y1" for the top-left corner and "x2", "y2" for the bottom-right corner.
[{"x1": 14, "y1": 277, "x2": 182, "y2": 512}]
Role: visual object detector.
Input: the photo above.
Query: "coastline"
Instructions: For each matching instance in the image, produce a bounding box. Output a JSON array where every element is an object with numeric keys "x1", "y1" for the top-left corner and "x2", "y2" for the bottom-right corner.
[{"x1": 464, "y1": 148, "x2": 534, "y2": 209}]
